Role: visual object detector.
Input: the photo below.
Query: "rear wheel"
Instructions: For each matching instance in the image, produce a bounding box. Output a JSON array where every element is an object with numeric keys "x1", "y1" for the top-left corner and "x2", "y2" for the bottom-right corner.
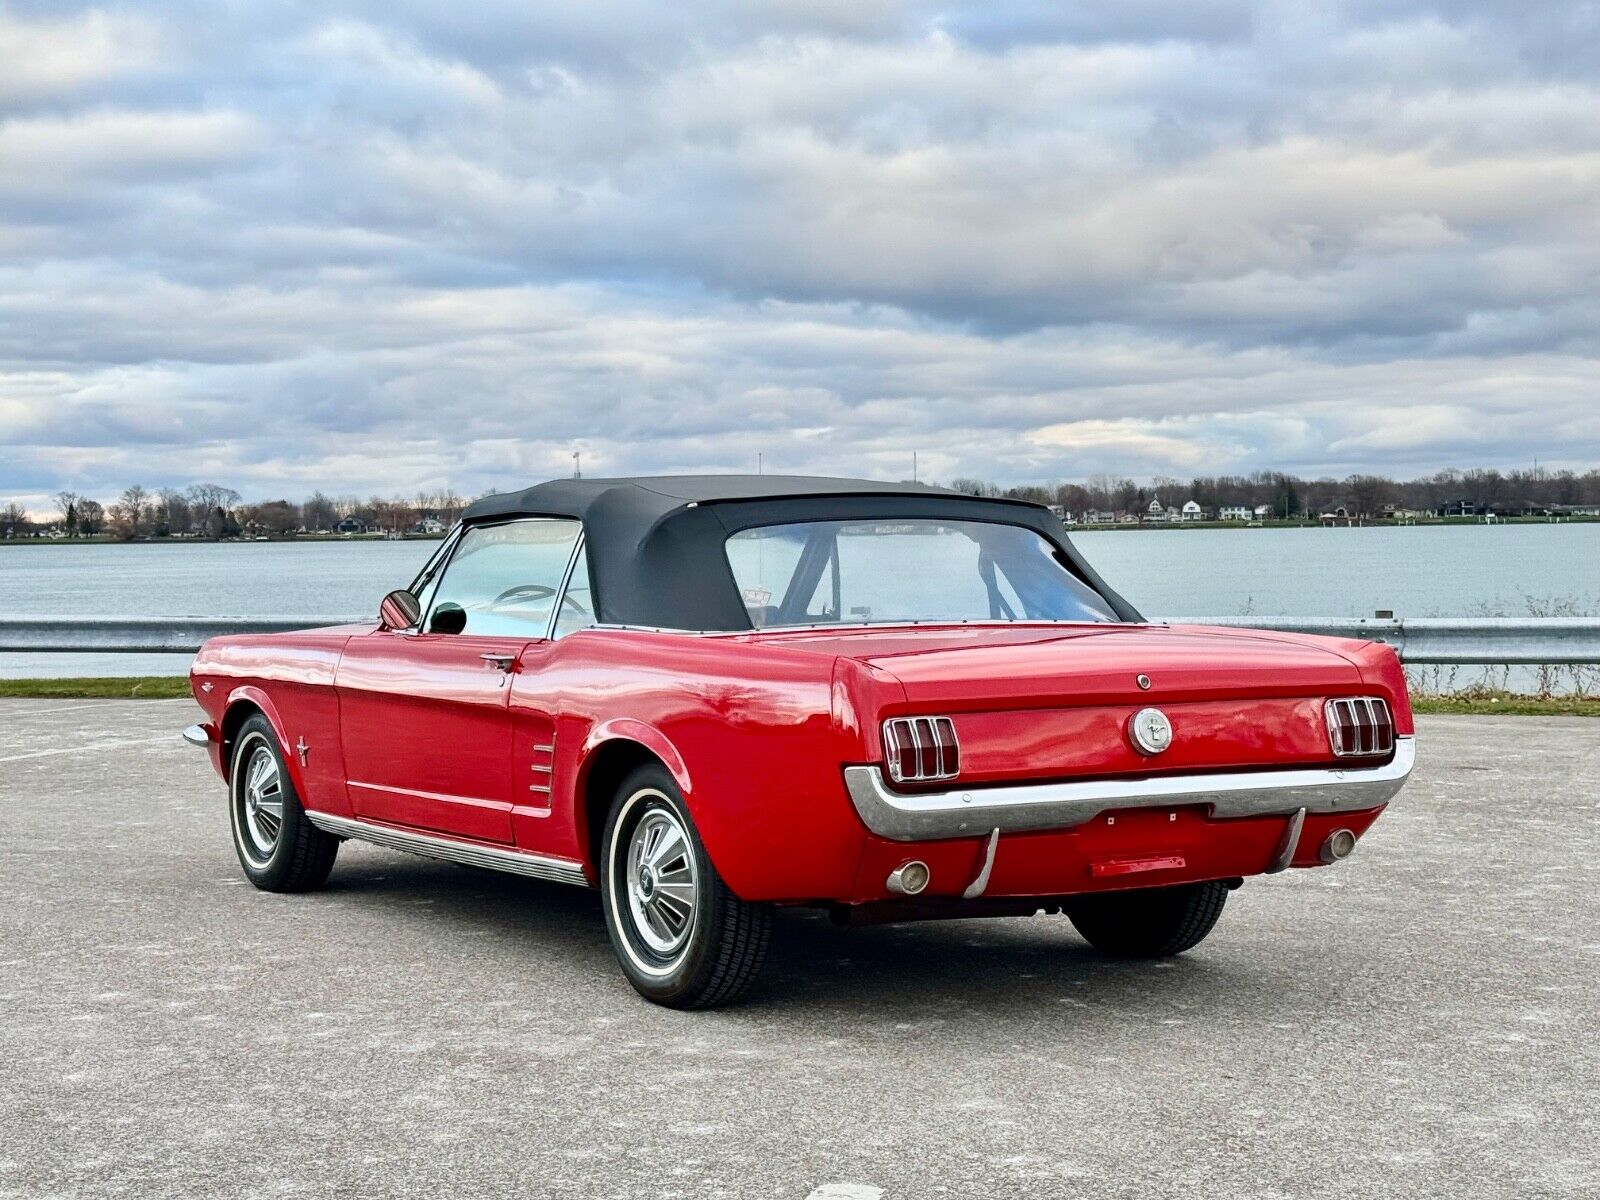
[
  {"x1": 228, "y1": 715, "x2": 339, "y2": 892},
  {"x1": 599, "y1": 765, "x2": 771, "y2": 1008},
  {"x1": 1064, "y1": 881, "x2": 1229, "y2": 957}
]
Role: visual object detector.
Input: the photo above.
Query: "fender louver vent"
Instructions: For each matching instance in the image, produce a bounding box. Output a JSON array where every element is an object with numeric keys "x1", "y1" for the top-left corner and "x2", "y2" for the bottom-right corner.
[
  {"x1": 883, "y1": 716, "x2": 960, "y2": 783},
  {"x1": 1325, "y1": 697, "x2": 1395, "y2": 758}
]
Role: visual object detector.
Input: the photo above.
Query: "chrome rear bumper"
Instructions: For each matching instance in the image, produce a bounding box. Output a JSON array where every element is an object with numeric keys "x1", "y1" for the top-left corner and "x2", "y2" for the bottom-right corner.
[{"x1": 843, "y1": 736, "x2": 1414, "y2": 841}]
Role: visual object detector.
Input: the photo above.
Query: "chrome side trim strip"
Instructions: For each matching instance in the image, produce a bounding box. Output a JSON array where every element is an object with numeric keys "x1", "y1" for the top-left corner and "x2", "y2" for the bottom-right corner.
[
  {"x1": 1264, "y1": 807, "x2": 1306, "y2": 874},
  {"x1": 843, "y1": 737, "x2": 1415, "y2": 842},
  {"x1": 181, "y1": 724, "x2": 210, "y2": 748},
  {"x1": 961, "y1": 828, "x2": 1000, "y2": 899},
  {"x1": 305, "y1": 811, "x2": 591, "y2": 887}
]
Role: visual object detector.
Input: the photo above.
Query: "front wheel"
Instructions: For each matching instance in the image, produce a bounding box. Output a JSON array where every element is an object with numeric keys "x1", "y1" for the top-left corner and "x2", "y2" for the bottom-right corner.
[
  {"x1": 1064, "y1": 881, "x2": 1229, "y2": 958},
  {"x1": 599, "y1": 766, "x2": 771, "y2": 1009},
  {"x1": 228, "y1": 715, "x2": 339, "y2": 892}
]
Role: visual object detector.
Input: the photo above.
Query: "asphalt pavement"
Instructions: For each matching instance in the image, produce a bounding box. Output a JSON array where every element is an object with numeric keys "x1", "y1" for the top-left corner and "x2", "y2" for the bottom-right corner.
[{"x1": 1, "y1": 700, "x2": 1596, "y2": 1199}]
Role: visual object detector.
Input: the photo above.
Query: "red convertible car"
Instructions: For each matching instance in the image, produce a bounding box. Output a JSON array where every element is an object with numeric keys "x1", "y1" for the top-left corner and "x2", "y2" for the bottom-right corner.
[{"x1": 185, "y1": 476, "x2": 1413, "y2": 1007}]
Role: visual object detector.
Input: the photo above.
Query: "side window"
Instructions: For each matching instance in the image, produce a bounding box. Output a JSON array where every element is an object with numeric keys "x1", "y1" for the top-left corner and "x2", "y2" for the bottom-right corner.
[
  {"x1": 553, "y1": 543, "x2": 597, "y2": 638},
  {"x1": 426, "y1": 519, "x2": 581, "y2": 637}
]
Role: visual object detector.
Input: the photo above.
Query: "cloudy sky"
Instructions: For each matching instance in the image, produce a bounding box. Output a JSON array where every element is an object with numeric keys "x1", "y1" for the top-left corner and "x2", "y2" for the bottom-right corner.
[{"x1": 3, "y1": 1, "x2": 1598, "y2": 510}]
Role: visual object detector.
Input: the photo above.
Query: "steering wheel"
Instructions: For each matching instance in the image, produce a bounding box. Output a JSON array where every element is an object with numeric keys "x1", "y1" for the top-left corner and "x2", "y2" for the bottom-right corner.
[
  {"x1": 488, "y1": 583, "x2": 591, "y2": 617},
  {"x1": 489, "y1": 584, "x2": 556, "y2": 608}
]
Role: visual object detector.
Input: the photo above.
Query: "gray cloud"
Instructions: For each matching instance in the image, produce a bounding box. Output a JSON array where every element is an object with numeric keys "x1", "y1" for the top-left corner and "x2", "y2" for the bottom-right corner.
[{"x1": 1, "y1": 0, "x2": 1598, "y2": 513}]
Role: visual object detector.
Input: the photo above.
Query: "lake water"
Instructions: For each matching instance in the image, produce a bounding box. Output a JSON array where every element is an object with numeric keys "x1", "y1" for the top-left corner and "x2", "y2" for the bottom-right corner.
[{"x1": 3, "y1": 524, "x2": 1597, "y2": 677}]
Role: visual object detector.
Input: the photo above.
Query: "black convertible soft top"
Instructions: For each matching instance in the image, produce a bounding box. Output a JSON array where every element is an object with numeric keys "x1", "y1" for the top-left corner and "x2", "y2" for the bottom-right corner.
[{"x1": 461, "y1": 475, "x2": 1139, "y2": 630}]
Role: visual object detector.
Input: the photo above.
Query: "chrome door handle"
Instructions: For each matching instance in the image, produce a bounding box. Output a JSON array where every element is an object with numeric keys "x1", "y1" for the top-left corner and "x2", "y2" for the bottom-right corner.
[{"x1": 479, "y1": 653, "x2": 516, "y2": 671}]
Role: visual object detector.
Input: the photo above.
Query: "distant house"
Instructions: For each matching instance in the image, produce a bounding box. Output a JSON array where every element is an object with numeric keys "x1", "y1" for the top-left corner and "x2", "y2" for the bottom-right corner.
[
  {"x1": 1218, "y1": 505, "x2": 1251, "y2": 521},
  {"x1": 1181, "y1": 500, "x2": 1208, "y2": 521},
  {"x1": 415, "y1": 515, "x2": 446, "y2": 535},
  {"x1": 1439, "y1": 498, "x2": 1481, "y2": 518},
  {"x1": 1493, "y1": 500, "x2": 1546, "y2": 518},
  {"x1": 1319, "y1": 503, "x2": 1354, "y2": 525},
  {"x1": 336, "y1": 517, "x2": 368, "y2": 535},
  {"x1": 1253, "y1": 504, "x2": 1274, "y2": 520},
  {"x1": 1117, "y1": 512, "x2": 1140, "y2": 525},
  {"x1": 1083, "y1": 509, "x2": 1115, "y2": 525},
  {"x1": 1143, "y1": 498, "x2": 1167, "y2": 523}
]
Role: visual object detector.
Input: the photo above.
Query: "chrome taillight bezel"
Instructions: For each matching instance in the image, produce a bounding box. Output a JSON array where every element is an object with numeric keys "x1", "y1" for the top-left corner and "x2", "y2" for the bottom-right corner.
[
  {"x1": 1325, "y1": 697, "x2": 1395, "y2": 758},
  {"x1": 882, "y1": 716, "x2": 960, "y2": 784}
]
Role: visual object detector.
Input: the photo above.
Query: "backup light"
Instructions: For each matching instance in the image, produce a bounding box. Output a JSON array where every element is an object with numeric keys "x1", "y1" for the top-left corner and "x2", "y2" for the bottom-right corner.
[
  {"x1": 1325, "y1": 697, "x2": 1395, "y2": 758},
  {"x1": 883, "y1": 716, "x2": 960, "y2": 783}
]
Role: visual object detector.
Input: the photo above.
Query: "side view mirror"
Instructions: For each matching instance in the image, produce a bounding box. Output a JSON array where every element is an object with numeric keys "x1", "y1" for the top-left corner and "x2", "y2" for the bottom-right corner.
[
  {"x1": 428, "y1": 602, "x2": 467, "y2": 635},
  {"x1": 378, "y1": 589, "x2": 421, "y2": 631}
]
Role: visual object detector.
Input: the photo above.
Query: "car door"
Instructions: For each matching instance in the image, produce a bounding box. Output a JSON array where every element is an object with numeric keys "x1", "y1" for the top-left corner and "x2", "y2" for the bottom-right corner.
[
  {"x1": 336, "y1": 518, "x2": 583, "y2": 844},
  {"x1": 506, "y1": 537, "x2": 598, "y2": 853}
]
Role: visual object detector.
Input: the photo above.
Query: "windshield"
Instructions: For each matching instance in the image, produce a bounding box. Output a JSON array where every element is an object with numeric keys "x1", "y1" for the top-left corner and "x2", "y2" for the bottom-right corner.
[{"x1": 725, "y1": 519, "x2": 1116, "y2": 629}]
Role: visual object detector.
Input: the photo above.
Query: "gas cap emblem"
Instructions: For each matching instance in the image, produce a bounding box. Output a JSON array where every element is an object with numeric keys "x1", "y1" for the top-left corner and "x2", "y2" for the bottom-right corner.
[{"x1": 1129, "y1": 707, "x2": 1173, "y2": 755}]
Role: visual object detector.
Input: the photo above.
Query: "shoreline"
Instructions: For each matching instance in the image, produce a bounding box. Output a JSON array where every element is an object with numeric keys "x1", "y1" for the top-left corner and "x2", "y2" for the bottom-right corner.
[{"x1": 4, "y1": 516, "x2": 1599, "y2": 546}]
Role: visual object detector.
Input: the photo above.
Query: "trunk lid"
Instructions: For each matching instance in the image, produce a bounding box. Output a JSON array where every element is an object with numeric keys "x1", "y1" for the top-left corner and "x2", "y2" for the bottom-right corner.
[
  {"x1": 757, "y1": 622, "x2": 1364, "y2": 709},
  {"x1": 750, "y1": 622, "x2": 1369, "y2": 781}
]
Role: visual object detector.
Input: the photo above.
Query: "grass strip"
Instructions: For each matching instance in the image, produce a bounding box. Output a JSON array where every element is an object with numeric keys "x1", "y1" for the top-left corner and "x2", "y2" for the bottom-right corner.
[
  {"x1": 1410, "y1": 693, "x2": 1600, "y2": 716},
  {"x1": 0, "y1": 676, "x2": 194, "y2": 699}
]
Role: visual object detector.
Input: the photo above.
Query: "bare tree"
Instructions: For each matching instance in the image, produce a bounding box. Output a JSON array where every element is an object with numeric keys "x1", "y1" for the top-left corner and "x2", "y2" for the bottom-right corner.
[
  {"x1": 186, "y1": 483, "x2": 240, "y2": 512},
  {"x1": 187, "y1": 483, "x2": 240, "y2": 540},
  {"x1": 1004, "y1": 484, "x2": 1053, "y2": 505},
  {"x1": 112, "y1": 485, "x2": 151, "y2": 540},
  {"x1": 301, "y1": 491, "x2": 337, "y2": 533},
  {"x1": 156, "y1": 488, "x2": 193, "y2": 537},
  {"x1": 1346, "y1": 475, "x2": 1394, "y2": 518},
  {"x1": 249, "y1": 500, "x2": 299, "y2": 536},
  {"x1": 53, "y1": 490, "x2": 80, "y2": 535},
  {"x1": 367, "y1": 496, "x2": 416, "y2": 536},
  {"x1": 2, "y1": 500, "x2": 28, "y2": 536},
  {"x1": 77, "y1": 498, "x2": 105, "y2": 535},
  {"x1": 950, "y1": 477, "x2": 1001, "y2": 497}
]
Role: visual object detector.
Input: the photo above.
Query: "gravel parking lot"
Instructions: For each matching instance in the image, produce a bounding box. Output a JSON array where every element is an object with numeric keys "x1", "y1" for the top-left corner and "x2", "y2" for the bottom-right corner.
[{"x1": 1, "y1": 700, "x2": 1597, "y2": 1199}]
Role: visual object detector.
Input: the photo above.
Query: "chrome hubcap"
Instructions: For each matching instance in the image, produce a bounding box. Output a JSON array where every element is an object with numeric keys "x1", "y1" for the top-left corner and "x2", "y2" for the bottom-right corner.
[
  {"x1": 624, "y1": 807, "x2": 697, "y2": 957},
  {"x1": 240, "y1": 744, "x2": 284, "y2": 858}
]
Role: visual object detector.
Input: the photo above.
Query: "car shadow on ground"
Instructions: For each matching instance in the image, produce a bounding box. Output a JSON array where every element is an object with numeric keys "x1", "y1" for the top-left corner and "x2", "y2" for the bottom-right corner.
[{"x1": 311, "y1": 849, "x2": 1291, "y2": 1019}]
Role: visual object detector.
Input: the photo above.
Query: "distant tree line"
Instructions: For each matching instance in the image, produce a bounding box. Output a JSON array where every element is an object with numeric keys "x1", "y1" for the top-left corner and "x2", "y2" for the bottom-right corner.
[
  {"x1": 6, "y1": 466, "x2": 1600, "y2": 540},
  {"x1": 947, "y1": 467, "x2": 1600, "y2": 519},
  {"x1": 1, "y1": 484, "x2": 469, "y2": 540}
]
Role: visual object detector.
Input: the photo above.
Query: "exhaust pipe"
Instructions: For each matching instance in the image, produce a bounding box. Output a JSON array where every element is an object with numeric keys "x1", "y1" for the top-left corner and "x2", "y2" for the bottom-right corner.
[
  {"x1": 1319, "y1": 828, "x2": 1357, "y2": 864},
  {"x1": 886, "y1": 861, "x2": 930, "y2": 895}
]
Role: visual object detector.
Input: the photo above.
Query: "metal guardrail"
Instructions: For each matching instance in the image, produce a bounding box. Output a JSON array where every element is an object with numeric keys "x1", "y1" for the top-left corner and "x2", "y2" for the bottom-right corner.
[
  {"x1": 1174, "y1": 617, "x2": 1600, "y2": 666},
  {"x1": 0, "y1": 617, "x2": 365, "y2": 654},
  {"x1": 2, "y1": 615, "x2": 1599, "y2": 665}
]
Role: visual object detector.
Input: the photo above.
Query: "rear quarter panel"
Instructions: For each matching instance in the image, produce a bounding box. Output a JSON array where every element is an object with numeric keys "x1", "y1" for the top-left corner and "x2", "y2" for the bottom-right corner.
[{"x1": 529, "y1": 630, "x2": 869, "y2": 901}]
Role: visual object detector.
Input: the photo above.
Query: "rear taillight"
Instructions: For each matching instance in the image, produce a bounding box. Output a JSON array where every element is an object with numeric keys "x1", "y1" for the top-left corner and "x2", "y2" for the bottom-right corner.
[
  {"x1": 882, "y1": 716, "x2": 960, "y2": 783},
  {"x1": 1325, "y1": 697, "x2": 1395, "y2": 758}
]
